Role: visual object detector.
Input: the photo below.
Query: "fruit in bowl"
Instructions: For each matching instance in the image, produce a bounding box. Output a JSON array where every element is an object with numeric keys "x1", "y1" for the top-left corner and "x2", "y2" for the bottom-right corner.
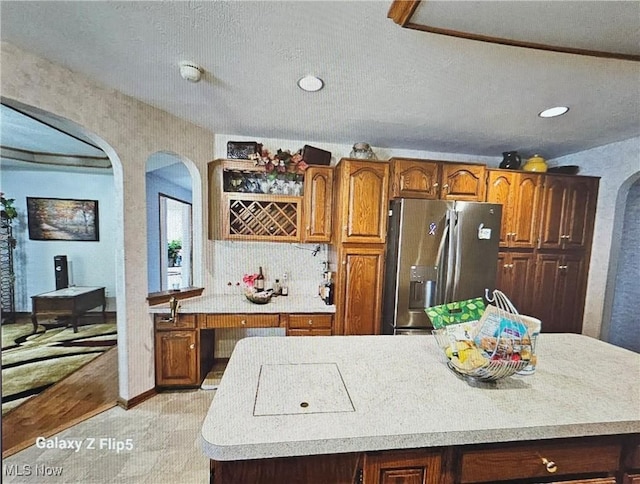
[{"x1": 245, "y1": 290, "x2": 272, "y2": 305}]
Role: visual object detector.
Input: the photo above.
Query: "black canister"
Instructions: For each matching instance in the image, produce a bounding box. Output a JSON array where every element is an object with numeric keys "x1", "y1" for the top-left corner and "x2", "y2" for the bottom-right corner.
[{"x1": 499, "y1": 151, "x2": 522, "y2": 169}]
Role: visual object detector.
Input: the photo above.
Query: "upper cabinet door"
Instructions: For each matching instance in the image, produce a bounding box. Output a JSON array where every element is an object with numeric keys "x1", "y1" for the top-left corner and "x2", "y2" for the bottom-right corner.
[
  {"x1": 563, "y1": 177, "x2": 599, "y2": 250},
  {"x1": 441, "y1": 163, "x2": 486, "y2": 201},
  {"x1": 486, "y1": 170, "x2": 542, "y2": 249},
  {"x1": 538, "y1": 175, "x2": 569, "y2": 249},
  {"x1": 510, "y1": 173, "x2": 542, "y2": 248},
  {"x1": 390, "y1": 158, "x2": 440, "y2": 199},
  {"x1": 486, "y1": 170, "x2": 515, "y2": 247},
  {"x1": 302, "y1": 166, "x2": 333, "y2": 242},
  {"x1": 338, "y1": 159, "x2": 389, "y2": 244},
  {"x1": 538, "y1": 174, "x2": 599, "y2": 250}
]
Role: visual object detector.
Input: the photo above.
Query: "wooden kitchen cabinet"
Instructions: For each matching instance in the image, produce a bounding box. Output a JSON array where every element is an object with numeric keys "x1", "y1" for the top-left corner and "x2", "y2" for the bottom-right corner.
[
  {"x1": 302, "y1": 165, "x2": 333, "y2": 242},
  {"x1": 334, "y1": 158, "x2": 389, "y2": 244},
  {"x1": 209, "y1": 159, "x2": 330, "y2": 242},
  {"x1": 210, "y1": 435, "x2": 636, "y2": 484},
  {"x1": 538, "y1": 174, "x2": 599, "y2": 250},
  {"x1": 532, "y1": 252, "x2": 586, "y2": 333},
  {"x1": 155, "y1": 329, "x2": 199, "y2": 387},
  {"x1": 154, "y1": 314, "x2": 214, "y2": 388},
  {"x1": 458, "y1": 437, "x2": 621, "y2": 483},
  {"x1": 363, "y1": 449, "x2": 442, "y2": 484},
  {"x1": 486, "y1": 169, "x2": 542, "y2": 248},
  {"x1": 441, "y1": 162, "x2": 486, "y2": 201},
  {"x1": 334, "y1": 245, "x2": 385, "y2": 335},
  {"x1": 198, "y1": 313, "x2": 280, "y2": 329},
  {"x1": 389, "y1": 158, "x2": 486, "y2": 201},
  {"x1": 389, "y1": 158, "x2": 440, "y2": 199},
  {"x1": 284, "y1": 313, "x2": 332, "y2": 336},
  {"x1": 495, "y1": 251, "x2": 536, "y2": 315},
  {"x1": 332, "y1": 158, "x2": 389, "y2": 335}
]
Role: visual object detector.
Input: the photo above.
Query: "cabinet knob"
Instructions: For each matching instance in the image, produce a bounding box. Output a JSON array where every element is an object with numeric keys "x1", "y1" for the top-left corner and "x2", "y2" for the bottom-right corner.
[
  {"x1": 241, "y1": 319, "x2": 247, "y2": 325},
  {"x1": 189, "y1": 343, "x2": 195, "y2": 350},
  {"x1": 308, "y1": 319, "x2": 313, "y2": 325},
  {"x1": 433, "y1": 182, "x2": 439, "y2": 188},
  {"x1": 442, "y1": 183, "x2": 450, "y2": 193},
  {"x1": 540, "y1": 457, "x2": 557, "y2": 473}
]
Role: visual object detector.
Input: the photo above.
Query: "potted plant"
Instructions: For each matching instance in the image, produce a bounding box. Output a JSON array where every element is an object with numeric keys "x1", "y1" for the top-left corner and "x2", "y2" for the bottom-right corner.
[
  {"x1": 0, "y1": 193, "x2": 17, "y2": 224},
  {"x1": 167, "y1": 239, "x2": 182, "y2": 267}
]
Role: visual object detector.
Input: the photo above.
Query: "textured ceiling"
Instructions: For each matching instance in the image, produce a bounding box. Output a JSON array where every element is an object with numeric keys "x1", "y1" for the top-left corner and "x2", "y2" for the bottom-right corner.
[{"x1": 1, "y1": 1, "x2": 639, "y2": 161}]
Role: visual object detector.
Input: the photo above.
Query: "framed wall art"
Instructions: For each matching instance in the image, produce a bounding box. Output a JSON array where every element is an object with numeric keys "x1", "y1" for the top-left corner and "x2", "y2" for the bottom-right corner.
[{"x1": 27, "y1": 197, "x2": 99, "y2": 241}]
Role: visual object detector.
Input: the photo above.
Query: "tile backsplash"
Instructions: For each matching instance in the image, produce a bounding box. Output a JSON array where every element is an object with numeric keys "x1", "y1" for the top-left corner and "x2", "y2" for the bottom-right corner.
[{"x1": 210, "y1": 241, "x2": 330, "y2": 296}]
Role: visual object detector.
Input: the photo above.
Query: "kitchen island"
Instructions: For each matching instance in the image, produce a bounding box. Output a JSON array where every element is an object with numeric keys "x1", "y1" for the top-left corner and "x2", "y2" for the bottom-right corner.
[{"x1": 201, "y1": 333, "x2": 640, "y2": 483}]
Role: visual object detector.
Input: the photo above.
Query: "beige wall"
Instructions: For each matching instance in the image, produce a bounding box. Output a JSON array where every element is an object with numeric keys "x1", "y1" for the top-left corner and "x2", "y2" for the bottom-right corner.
[{"x1": 1, "y1": 42, "x2": 215, "y2": 400}]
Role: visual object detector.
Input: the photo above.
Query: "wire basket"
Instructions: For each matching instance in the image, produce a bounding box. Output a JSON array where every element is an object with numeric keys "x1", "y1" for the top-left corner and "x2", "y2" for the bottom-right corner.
[
  {"x1": 432, "y1": 329, "x2": 529, "y2": 381},
  {"x1": 431, "y1": 290, "x2": 538, "y2": 383}
]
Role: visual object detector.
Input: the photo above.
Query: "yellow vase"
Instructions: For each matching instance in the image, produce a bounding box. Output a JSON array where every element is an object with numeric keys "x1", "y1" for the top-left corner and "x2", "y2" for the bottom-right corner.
[{"x1": 522, "y1": 154, "x2": 548, "y2": 172}]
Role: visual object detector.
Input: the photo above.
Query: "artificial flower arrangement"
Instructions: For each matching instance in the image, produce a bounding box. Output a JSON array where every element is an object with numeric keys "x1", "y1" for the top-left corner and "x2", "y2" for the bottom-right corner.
[
  {"x1": 249, "y1": 148, "x2": 309, "y2": 180},
  {"x1": 242, "y1": 273, "x2": 259, "y2": 292}
]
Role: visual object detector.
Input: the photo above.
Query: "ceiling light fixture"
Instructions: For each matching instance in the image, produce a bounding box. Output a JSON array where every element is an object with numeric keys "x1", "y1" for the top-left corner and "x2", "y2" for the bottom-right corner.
[
  {"x1": 297, "y1": 75, "x2": 324, "y2": 92},
  {"x1": 179, "y1": 61, "x2": 203, "y2": 83},
  {"x1": 538, "y1": 106, "x2": 569, "y2": 118}
]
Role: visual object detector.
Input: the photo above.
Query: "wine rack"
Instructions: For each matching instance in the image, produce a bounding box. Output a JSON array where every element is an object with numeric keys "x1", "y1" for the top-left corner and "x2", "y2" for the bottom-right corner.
[
  {"x1": 223, "y1": 193, "x2": 302, "y2": 241},
  {"x1": 209, "y1": 159, "x2": 333, "y2": 242}
]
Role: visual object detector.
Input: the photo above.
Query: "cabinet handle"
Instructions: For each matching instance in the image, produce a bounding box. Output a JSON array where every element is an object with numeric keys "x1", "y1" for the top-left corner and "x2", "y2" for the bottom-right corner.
[
  {"x1": 433, "y1": 182, "x2": 439, "y2": 188},
  {"x1": 540, "y1": 457, "x2": 557, "y2": 473},
  {"x1": 241, "y1": 319, "x2": 247, "y2": 325},
  {"x1": 189, "y1": 343, "x2": 195, "y2": 350},
  {"x1": 442, "y1": 183, "x2": 450, "y2": 193},
  {"x1": 511, "y1": 232, "x2": 517, "y2": 240},
  {"x1": 308, "y1": 319, "x2": 313, "y2": 325}
]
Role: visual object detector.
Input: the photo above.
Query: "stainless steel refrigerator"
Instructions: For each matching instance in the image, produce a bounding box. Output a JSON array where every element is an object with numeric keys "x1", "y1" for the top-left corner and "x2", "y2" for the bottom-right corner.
[{"x1": 382, "y1": 199, "x2": 502, "y2": 335}]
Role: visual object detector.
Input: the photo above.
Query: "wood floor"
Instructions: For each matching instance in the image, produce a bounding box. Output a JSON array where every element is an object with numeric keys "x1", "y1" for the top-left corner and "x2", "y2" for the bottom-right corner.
[{"x1": 2, "y1": 346, "x2": 119, "y2": 458}]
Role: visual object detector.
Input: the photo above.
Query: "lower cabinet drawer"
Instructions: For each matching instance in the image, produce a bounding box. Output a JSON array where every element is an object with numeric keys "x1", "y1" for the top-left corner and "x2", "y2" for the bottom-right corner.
[
  {"x1": 199, "y1": 313, "x2": 280, "y2": 328},
  {"x1": 459, "y1": 439, "x2": 621, "y2": 483},
  {"x1": 155, "y1": 313, "x2": 196, "y2": 330},
  {"x1": 288, "y1": 314, "x2": 333, "y2": 329},
  {"x1": 288, "y1": 329, "x2": 332, "y2": 337}
]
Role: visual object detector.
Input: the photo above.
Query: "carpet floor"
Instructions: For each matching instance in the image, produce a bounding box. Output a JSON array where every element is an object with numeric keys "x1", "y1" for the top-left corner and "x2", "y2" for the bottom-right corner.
[{"x1": 1, "y1": 315, "x2": 117, "y2": 415}]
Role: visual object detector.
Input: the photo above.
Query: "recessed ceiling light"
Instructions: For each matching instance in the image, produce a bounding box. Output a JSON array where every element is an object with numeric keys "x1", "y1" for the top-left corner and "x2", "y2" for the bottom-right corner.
[
  {"x1": 297, "y1": 75, "x2": 324, "y2": 92},
  {"x1": 538, "y1": 106, "x2": 569, "y2": 118}
]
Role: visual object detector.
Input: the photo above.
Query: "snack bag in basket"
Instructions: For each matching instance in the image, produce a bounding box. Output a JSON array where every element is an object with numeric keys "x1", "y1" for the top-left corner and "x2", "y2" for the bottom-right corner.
[
  {"x1": 473, "y1": 305, "x2": 532, "y2": 361},
  {"x1": 425, "y1": 298, "x2": 486, "y2": 329}
]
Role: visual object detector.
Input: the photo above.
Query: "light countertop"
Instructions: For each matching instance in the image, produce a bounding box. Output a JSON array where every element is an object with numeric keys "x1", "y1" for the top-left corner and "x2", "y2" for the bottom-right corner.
[
  {"x1": 148, "y1": 293, "x2": 334, "y2": 314},
  {"x1": 201, "y1": 333, "x2": 640, "y2": 461}
]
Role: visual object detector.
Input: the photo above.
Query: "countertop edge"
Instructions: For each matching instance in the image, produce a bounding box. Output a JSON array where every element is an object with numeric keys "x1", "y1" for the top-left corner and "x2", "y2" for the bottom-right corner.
[{"x1": 201, "y1": 421, "x2": 640, "y2": 461}]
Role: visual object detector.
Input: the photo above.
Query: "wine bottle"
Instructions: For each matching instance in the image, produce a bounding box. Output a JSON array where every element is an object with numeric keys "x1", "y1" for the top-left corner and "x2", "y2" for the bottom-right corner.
[
  {"x1": 255, "y1": 266, "x2": 265, "y2": 291},
  {"x1": 324, "y1": 272, "x2": 334, "y2": 305}
]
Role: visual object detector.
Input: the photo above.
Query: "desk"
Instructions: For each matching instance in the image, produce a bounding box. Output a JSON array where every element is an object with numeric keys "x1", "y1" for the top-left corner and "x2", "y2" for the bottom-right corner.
[{"x1": 31, "y1": 286, "x2": 106, "y2": 333}]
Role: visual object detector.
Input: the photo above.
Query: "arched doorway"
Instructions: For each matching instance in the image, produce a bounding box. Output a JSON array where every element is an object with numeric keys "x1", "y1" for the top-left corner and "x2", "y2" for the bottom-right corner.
[
  {"x1": 145, "y1": 152, "x2": 194, "y2": 293},
  {"x1": 606, "y1": 176, "x2": 640, "y2": 352}
]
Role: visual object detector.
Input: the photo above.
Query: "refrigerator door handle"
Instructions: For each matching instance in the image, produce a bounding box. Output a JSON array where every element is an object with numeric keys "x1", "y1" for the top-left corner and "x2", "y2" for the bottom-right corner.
[
  {"x1": 435, "y1": 214, "x2": 450, "y2": 306},
  {"x1": 451, "y1": 209, "x2": 463, "y2": 300},
  {"x1": 444, "y1": 210, "x2": 458, "y2": 303}
]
